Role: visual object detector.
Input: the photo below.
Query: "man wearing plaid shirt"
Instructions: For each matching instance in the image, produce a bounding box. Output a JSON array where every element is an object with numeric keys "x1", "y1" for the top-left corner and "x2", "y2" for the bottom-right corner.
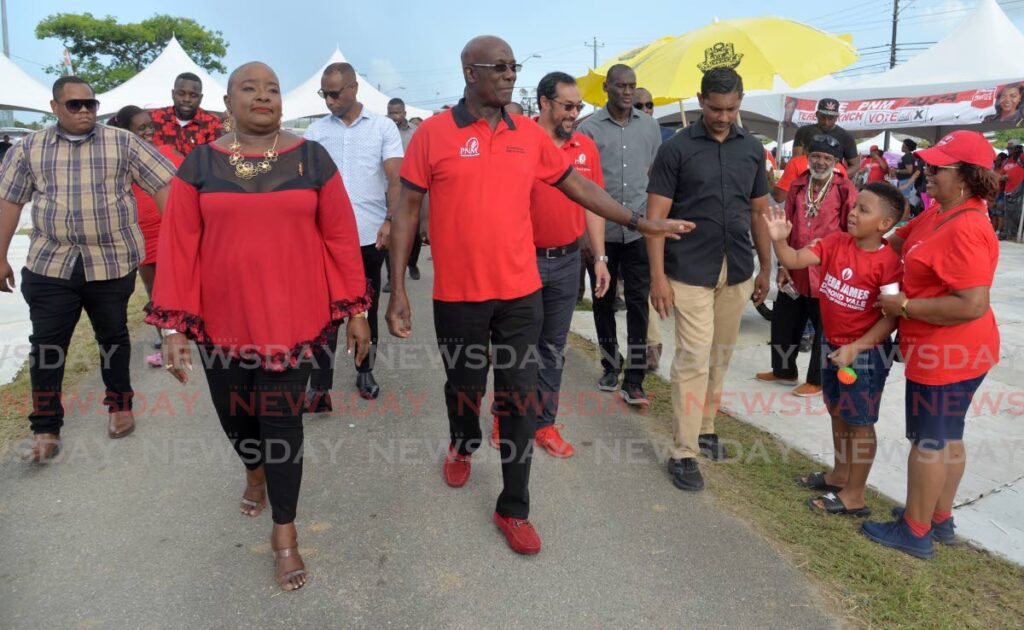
[
  {"x1": 0, "y1": 76, "x2": 176, "y2": 462},
  {"x1": 150, "y1": 72, "x2": 224, "y2": 156}
]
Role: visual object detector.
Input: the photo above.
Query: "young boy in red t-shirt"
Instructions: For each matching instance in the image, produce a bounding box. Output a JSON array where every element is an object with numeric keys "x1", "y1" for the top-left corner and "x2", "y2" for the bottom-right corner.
[{"x1": 765, "y1": 182, "x2": 905, "y2": 516}]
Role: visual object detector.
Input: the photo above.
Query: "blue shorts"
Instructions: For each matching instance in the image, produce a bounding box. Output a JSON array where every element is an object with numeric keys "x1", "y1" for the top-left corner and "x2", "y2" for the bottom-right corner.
[
  {"x1": 822, "y1": 339, "x2": 893, "y2": 425},
  {"x1": 905, "y1": 374, "x2": 987, "y2": 450}
]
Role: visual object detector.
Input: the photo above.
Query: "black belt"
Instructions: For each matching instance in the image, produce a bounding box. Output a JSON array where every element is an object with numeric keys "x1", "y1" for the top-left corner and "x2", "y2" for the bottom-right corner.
[{"x1": 536, "y1": 241, "x2": 580, "y2": 259}]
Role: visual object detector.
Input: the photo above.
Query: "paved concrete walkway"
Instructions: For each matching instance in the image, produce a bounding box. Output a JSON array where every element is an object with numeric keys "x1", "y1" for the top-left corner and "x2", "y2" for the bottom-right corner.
[
  {"x1": 573, "y1": 241, "x2": 1024, "y2": 566},
  {"x1": 0, "y1": 259, "x2": 837, "y2": 628}
]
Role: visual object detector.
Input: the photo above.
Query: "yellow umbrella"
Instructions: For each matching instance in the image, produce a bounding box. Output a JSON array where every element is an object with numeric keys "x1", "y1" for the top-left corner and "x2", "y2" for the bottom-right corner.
[
  {"x1": 577, "y1": 36, "x2": 677, "y2": 106},
  {"x1": 579, "y1": 18, "x2": 858, "y2": 106}
]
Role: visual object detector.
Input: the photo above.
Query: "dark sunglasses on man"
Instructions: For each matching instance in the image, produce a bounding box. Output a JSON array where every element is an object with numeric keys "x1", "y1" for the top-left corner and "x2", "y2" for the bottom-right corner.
[
  {"x1": 550, "y1": 99, "x2": 585, "y2": 113},
  {"x1": 634, "y1": 101, "x2": 655, "y2": 111},
  {"x1": 63, "y1": 99, "x2": 100, "y2": 114},
  {"x1": 468, "y1": 62, "x2": 523, "y2": 73},
  {"x1": 811, "y1": 133, "x2": 841, "y2": 148},
  {"x1": 317, "y1": 82, "x2": 358, "y2": 100}
]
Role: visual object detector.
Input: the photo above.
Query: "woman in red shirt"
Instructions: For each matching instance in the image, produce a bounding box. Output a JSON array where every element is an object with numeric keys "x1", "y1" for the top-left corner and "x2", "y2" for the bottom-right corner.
[
  {"x1": 866, "y1": 131, "x2": 1001, "y2": 559},
  {"x1": 146, "y1": 62, "x2": 371, "y2": 591},
  {"x1": 109, "y1": 106, "x2": 184, "y2": 367}
]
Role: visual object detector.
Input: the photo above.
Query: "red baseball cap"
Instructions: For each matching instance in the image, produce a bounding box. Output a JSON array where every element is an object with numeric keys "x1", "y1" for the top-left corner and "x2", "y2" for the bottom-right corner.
[
  {"x1": 869, "y1": 145, "x2": 880, "y2": 152},
  {"x1": 915, "y1": 130, "x2": 993, "y2": 168}
]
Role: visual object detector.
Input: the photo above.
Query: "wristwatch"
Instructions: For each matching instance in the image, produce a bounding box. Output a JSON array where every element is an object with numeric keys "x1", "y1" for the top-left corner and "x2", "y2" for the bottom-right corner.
[
  {"x1": 627, "y1": 210, "x2": 641, "y2": 231},
  {"x1": 160, "y1": 328, "x2": 181, "y2": 338},
  {"x1": 352, "y1": 312, "x2": 368, "y2": 319},
  {"x1": 596, "y1": 255, "x2": 609, "y2": 263},
  {"x1": 899, "y1": 298, "x2": 912, "y2": 319}
]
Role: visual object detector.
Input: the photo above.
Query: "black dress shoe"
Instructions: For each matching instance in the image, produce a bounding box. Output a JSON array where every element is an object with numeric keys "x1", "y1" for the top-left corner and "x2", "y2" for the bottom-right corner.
[
  {"x1": 357, "y1": 372, "x2": 380, "y2": 400},
  {"x1": 409, "y1": 266, "x2": 421, "y2": 280},
  {"x1": 305, "y1": 388, "x2": 333, "y2": 413},
  {"x1": 699, "y1": 433, "x2": 727, "y2": 461},
  {"x1": 668, "y1": 458, "x2": 704, "y2": 491}
]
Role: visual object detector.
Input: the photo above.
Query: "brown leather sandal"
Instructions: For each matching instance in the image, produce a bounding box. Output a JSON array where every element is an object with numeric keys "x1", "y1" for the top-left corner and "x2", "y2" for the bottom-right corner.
[{"x1": 273, "y1": 547, "x2": 308, "y2": 592}]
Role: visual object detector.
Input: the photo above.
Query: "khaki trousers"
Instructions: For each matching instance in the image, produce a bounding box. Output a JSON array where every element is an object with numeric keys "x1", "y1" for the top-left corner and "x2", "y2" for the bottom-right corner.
[{"x1": 669, "y1": 260, "x2": 752, "y2": 459}]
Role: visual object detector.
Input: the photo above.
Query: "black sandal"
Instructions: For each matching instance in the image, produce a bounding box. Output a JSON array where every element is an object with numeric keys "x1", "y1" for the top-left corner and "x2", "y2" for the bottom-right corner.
[
  {"x1": 794, "y1": 471, "x2": 842, "y2": 493},
  {"x1": 807, "y1": 492, "x2": 871, "y2": 517}
]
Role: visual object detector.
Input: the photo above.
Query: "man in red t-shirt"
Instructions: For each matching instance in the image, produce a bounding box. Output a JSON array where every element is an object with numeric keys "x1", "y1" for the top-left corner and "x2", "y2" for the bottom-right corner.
[
  {"x1": 862, "y1": 145, "x2": 890, "y2": 187},
  {"x1": 150, "y1": 72, "x2": 224, "y2": 156},
  {"x1": 488, "y1": 72, "x2": 609, "y2": 459},
  {"x1": 385, "y1": 36, "x2": 693, "y2": 555}
]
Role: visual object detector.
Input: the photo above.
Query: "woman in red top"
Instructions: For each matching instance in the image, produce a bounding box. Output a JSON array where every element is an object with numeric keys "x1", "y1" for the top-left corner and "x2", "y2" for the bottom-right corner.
[
  {"x1": 109, "y1": 106, "x2": 184, "y2": 367},
  {"x1": 866, "y1": 131, "x2": 1001, "y2": 559},
  {"x1": 146, "y1": 62, "x2": 371, "y2": 592}
]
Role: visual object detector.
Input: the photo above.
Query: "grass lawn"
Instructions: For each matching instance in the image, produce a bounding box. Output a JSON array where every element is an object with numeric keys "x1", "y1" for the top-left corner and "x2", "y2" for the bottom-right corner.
[
  {"x1": 569, "y1": 334, "x2": 1024, "y2": 629},
  {"x1": 0, "y1": 282, "x2": 152, "y2": 453}
]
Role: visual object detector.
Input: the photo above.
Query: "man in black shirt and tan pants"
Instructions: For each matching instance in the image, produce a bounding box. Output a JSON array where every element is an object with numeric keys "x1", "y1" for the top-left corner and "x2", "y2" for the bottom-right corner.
[{"x1": 646, "y1": 67, "x2": 772, "y2": 491}]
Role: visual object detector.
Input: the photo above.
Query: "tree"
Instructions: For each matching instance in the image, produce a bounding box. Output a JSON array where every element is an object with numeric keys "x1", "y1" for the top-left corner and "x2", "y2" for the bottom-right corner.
[
  {"x1": 994, "y1": 128, "x2": 1024, "y2": 149},
  {"x1": 36, "y1": 13, "x2": 228, "y2": 93}
]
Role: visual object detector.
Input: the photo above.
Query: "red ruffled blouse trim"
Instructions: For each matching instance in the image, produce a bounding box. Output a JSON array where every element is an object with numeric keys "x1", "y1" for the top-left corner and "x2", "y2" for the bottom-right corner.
[{"x1": 144, "y1": 284, "x2": 372, "y2": 372}]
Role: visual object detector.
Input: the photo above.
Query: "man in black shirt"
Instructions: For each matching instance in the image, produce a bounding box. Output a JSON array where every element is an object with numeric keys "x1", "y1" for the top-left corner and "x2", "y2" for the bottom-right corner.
[
  {"x1": 793, "y1": 98, "x2": 859, "y2": 175},
  {"x1": 646, "y1": 67, "x2": 772, "y2": 491},
  {"x1": 0, "y1": 135, "x2": 12, "y2": 163},
  {"x1": 894, "y1": 138, "x2": 921, "y2": 210}
]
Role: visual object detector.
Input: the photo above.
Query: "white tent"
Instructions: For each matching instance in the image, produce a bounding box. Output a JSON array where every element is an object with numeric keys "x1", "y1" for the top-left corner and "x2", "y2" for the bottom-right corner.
[
  {"x1": 96, "y1": 36, "x2": 227, "y2": 116},
  {"x1": 0, "y1": 54, "x2": 54, "y2": 113},
  {"x1": 282, "y1": 48, "x2": 431, "y2": 122}
]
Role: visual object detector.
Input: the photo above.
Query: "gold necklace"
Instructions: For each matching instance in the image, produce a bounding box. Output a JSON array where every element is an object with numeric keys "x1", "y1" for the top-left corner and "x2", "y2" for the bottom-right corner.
[{"x1": 228, "y1": 132, "x2": 280, "y2": 180}]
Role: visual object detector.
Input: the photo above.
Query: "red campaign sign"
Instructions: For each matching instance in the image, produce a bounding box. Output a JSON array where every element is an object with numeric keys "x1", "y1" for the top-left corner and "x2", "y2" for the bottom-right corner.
[{"x1": 783, "y1": 81, "x2": 1023, "y2": 130}]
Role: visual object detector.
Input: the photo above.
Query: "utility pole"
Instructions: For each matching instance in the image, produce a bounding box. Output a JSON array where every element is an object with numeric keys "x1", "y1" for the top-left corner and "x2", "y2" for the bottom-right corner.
[
  {"x1": 883, "y1": 0, "x2": 899, "y2": 154},
  {"x1": 584, "y1": 37, "x2": 604, "y2": 69}
]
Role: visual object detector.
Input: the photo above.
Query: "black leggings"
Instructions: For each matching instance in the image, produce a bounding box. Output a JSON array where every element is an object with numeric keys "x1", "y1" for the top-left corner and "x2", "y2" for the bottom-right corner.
[{"x1": 202, "y1": 351, "x2": 312, "y2": 525}]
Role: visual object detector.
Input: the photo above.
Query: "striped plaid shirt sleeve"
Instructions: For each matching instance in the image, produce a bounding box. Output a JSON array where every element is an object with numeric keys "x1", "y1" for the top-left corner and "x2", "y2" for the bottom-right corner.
[{"x1": 0, "y1": 142, "x2": 34, "y2": 205}]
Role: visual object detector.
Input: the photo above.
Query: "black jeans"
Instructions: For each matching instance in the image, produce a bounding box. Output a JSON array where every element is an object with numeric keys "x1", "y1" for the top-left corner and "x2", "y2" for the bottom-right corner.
[
  {"x1": 20, "y1": 260, "x2": 136, "y2": 435},
  {"x1": 769, "y1": 292, "x2": 822, "y2": 385},
  {"x1": 310, "y1": 244, "x2": 384, "y2": 390},
  {"x1": 592, "y1": 239, "x2": 650, "y2": 387},
  {"x1": 203, "y1": 352, "x2": 312, "y2": 525},
  {"x1": 434, "y1": 290, "x2": 543, "y2": 519}
]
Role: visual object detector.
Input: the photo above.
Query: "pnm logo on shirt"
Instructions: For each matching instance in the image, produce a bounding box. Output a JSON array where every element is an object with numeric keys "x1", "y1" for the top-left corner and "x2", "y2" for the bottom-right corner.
[
  {"x1": 460, "y1": 137, "x2": 480, "y2": 157},
  {"x1": 575, "y1": 153, "x2": 587, "y2": 166},
  {"x1": 841, "y1": 267, "x2": 854, "y2": 281}
]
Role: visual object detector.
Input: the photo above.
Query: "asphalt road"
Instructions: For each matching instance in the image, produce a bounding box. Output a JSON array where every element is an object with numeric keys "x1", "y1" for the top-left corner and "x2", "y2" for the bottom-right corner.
[{"x1": 0, "y1": 258, "x2": 838, "y2": 629}]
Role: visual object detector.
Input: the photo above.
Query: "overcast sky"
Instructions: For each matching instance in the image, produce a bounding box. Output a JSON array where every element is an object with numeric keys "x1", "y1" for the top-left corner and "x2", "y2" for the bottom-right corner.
[{"x1": 5, "y1": 0, "x2": 1023, "y2": 109}]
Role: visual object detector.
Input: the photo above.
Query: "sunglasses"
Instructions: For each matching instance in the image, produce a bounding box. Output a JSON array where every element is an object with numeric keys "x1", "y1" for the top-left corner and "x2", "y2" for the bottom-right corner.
[
  {"x1": 925, "y1": 164, "x2": 959, "y2": 175},
  {"x1": 551, "y1": 99, "x2": 585, "y2": 113},
  {"x1": 634, "y1": 102, "x2": 655, "y2": 110},
  {"x1": 63, "y1": 99, "x2": 100, "y2": 114},
  {"x1": 317, "y1": 82, "x2": 357, "y2": 100},
  {"x1": 811, "y1": 133, "x2": 841, "y2": 147},
  {"x1": 469, "y1": 62, "x2": 523, "y2": 73}
]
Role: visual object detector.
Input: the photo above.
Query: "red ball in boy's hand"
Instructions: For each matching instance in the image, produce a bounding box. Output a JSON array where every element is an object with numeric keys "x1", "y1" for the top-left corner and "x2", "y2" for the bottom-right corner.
[{"x1": 838, "y1": 367, "x2": 858, "y2": 385}]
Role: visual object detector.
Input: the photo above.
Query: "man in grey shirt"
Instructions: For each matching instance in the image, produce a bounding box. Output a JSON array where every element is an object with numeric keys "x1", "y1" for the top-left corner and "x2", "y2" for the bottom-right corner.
[{"x1": 578, "y1": 64, "x2": 662, "y2": 407}]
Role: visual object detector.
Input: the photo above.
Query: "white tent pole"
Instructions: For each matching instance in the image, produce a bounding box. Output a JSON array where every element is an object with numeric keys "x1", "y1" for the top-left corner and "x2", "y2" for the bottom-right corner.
[
  {"x1": 678, "y1": 99, "x2": 685, "y2": 127},
  {"x1": 776, "y1": 95, "x2": 786, "y2": 159}
]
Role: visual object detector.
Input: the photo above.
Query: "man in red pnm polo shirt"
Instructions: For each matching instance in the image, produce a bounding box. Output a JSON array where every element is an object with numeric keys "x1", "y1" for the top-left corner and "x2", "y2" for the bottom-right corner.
[
  {"x1": 386, "y1": 35, "x2": 693, "y2": 555},
  {"x1": 488, "y1": 71, "x2": 609, "y2": 458}
]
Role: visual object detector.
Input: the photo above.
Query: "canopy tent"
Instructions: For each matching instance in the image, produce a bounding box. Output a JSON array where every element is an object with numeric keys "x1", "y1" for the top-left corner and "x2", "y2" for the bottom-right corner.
[
  {"x1": 736, "y1": 0, "x2": 1024, "y2": 140},
  {"x1": 95, "y1": 36, "x2": 227, "y2": 117},
  {"x1": 0, "y1": 54, "x2": 54, "y2": 114},
  {"x1": 282, "y1": 48, "x2": 431, "y2": 122}
]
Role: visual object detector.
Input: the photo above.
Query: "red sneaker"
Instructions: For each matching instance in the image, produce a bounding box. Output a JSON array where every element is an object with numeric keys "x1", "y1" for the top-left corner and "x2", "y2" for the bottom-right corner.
[
  {"x1": 493, "y1": 511, "x2": 541, "y2": 554},
  {"x1": 535, "y1": 424, "x2": 574, "y2": 458},
  {"x1": 489, "y1": 416, "x2": 500, "y2": 450},
  {"x1": 443, "y1": 446, "x2": 471, "y2": 488}
]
